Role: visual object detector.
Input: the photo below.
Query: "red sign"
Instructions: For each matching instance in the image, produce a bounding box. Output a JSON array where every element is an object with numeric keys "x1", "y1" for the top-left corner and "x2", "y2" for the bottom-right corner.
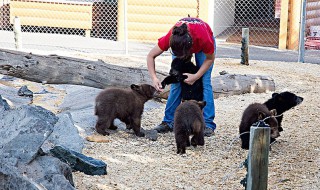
[{"x1": 275, "y1": 0, "x2": 281, "y2": 18}]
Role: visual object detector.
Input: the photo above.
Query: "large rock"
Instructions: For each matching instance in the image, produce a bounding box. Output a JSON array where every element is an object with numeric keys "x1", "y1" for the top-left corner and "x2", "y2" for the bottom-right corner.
[
  {"x1": 0, "y1": 163, "x2": 39, "y2": 190},
  {"x1": 0, "y1": 102, "x2": 76, "y2": 189},
  {"x1": 0, "y1": 155, "x2": 75, "y2": 190},
  {"x1": 19, "y1": 155, "x2": 75, "y2": 189},
  {"x1": 42, "y1": 112, "x2": 84, "y2": 153},
  {"x1": 0, "y1": 104, "x2": 58, "y2": 164},
  {"x1": 58, "y1": 85, "x2": 100, "y2": 136}
]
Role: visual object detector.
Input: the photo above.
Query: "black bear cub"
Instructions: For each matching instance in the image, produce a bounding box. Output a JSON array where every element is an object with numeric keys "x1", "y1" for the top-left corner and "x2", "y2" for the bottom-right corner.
[
  {"x1": 95, "y1": 84, "x2": 157, "y2": 137},
  {"x1": 239, "y1": 103, "x2": 280, "y2": 150},
  {"x1": 263, "y1": 91, "x2": 303, "y2": 132},
  {"x1": 174, "y1": 100, "x2": 206, "y2": 154},
  {"x1": 161, "y1": 57, "x2": 203, "y2": 101}
]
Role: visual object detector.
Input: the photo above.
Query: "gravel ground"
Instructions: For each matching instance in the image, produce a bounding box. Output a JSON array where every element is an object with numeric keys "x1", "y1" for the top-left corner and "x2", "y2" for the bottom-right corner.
[
  {"x1": 69, "y1": 55, "x2": 320, "y2": 190},
  {"x1": 2, "y1": 53, "x2": 319, "y2": 190}
]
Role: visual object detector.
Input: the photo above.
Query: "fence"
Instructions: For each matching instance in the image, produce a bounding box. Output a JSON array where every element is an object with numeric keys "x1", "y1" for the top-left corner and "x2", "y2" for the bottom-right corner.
[{"x1": 0, "y1": 0, "x2": 319, "y2": 60}]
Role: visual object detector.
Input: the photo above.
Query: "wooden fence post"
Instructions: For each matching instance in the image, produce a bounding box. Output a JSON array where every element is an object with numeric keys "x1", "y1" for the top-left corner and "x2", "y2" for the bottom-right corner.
[
  {"x1": 247, "y1": 122, "x2": 270, "y2": 190},
  {"x1": 13, "y1": 16, "x2": 22, "y2": 50},
  {"x1": 240, "y1": 28, "x2": 249, "y2": 65}
]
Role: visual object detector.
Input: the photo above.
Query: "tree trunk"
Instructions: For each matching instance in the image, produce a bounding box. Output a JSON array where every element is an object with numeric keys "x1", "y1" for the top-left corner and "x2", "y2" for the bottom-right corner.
[
  {"x1": 0, "y1": 48, "x2": 167, "y2": 89},
  {"x1": 0, "y1": 48, "x2": 275, "y2": 99}
]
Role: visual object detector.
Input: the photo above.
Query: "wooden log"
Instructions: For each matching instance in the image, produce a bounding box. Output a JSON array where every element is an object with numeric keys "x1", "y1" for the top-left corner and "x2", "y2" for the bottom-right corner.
[
  {"x1": 0, "y1": 48, "x2": 275, "y2": 99},
  {"x1": 247, "y1": 123, "x2": 270, "y2": 190},
  {"x1": 212, "y1": 74, "x2": 275, "y2": 99},
  {"x1": 0, "y1": 48, "x2": 167, "y2": 89}
]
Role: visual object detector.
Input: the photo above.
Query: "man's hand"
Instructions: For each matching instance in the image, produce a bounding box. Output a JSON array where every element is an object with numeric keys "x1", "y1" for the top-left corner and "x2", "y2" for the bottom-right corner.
[
  {"x1": 152, "y1": 77, "x2": 164, "y2": 92},
  {"x1": 183, "y1": 73, "x2": 198, "y2": 85}
]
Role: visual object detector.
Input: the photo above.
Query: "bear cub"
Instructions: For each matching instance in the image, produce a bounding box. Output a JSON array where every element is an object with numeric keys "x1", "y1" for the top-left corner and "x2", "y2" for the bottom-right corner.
[
  {"x1": 95, "y1": 84, "x2": 157, "y2": 137},
  {"x1": 263, "y1": 91, "x2": 303, "y2": 132},
  {"x1": 161, "y1": 57, "x2": 203, "y2": 101},
  {"x1": 174, "y1": 100, "x2": 206, "y2": 154},
  {"x1": 239, "y1": 103, "x2": 280, "y2": 150}
]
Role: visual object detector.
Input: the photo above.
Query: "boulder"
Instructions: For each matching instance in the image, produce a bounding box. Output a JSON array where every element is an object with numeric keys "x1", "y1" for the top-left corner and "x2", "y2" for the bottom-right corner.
[
  {"x1": 42, "y1": 112, "x2": 84, "y2": 153},
  {"x1": 0, "y1": 104, "x2": 58, "y2": 164},
  {"x1": 50, "y1": 145, "x2": 107, "y2": 176}
]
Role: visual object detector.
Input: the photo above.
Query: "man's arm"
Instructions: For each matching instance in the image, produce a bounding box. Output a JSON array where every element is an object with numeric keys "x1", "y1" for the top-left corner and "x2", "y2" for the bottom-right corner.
[
  {"x1": 183, "y1": 53, "x2": 215, "y2": 85},
  {"x1": 147, "y1": 45, "x2": 164, "y2": 91}
]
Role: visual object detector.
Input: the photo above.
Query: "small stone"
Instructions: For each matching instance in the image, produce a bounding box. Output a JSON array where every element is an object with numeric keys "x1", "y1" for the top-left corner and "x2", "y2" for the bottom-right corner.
[
  {"x1": 219, "y1": 70, "x2": 228, "y2": 75},
  {"x1": 86, "y1": 134, "x2": 111, "y2": 143},
  {"x1": 17, "y1": 85, "x2": 33, "y2": 97},
  {"x1": 144, "y1": 129, "x2": 158, "y2": 141}
]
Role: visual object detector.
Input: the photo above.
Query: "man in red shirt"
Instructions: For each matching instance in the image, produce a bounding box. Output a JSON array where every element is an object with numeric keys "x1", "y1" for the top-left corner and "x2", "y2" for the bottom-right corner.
[{"x1": 147, "y1": 17, "x2": 216, "y2": 136}]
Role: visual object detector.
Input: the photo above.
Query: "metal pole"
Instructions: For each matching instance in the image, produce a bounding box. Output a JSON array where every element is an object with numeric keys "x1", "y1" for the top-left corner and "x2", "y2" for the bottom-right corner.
[
  {"x1": 124, "y1": 0, "x2": 128, "y2": 55},
  {"x1": 298, "y1": 0, "x2": 307, "y2": 63}
]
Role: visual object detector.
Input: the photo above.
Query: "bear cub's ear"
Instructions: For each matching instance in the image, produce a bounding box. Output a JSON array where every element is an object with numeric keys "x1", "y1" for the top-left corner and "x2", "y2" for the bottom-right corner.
[
  {"x1": 270, "y1": 109, "x2": 277, "y2": 116},
  {"x1": 197, "y1": 101, "x2": 207, "y2": 109},
  {"x1": 131, "y1": 84, "x2": 140, "y2": 91},
  {"x1": 258, "y1": 111, "x2": 266, "y2": 120},
  {"x1": 272, "y1": 93, "x2": 279, "y2": 98}
]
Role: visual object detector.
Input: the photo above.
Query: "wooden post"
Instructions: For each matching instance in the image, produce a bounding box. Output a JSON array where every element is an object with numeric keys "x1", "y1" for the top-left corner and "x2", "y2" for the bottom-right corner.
[
  {"x1": 247, "y1": 122, "x2": 270, "y2": 190},
  {"x1": 13, "y1": 16, "x2": 22, "y2": 50},
  {"x1": 85, "y1": 29, "x2": 91, "y2": 38},
  {"x1": 287, "y1": 0, "x2": 302, "y2": 50},
  {"x1": 240, "y1": 28, "x2": 249, "y2": 65},
  {"x1": 117, "y1": 0, "x2": 124, "y2": 41},
  {"x1": 278, "y1": 0, "x2": 289, "y2": 50}
]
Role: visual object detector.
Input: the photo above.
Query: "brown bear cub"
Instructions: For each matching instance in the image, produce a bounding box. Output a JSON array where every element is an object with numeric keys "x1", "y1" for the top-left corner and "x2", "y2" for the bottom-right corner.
[
  {"x1": 239, "y1": 103, "x2": 280, "y2": 150},
  {"x1": 94, "y1": 84, "x2": 157, "y2": 137},
  {"x1": 174, "y1": 100, "x2": 206, "y2": 154}
]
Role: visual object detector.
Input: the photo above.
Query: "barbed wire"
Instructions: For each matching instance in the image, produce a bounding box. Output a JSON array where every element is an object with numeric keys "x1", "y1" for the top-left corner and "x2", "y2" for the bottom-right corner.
[{"x1": 213, "y1": 112, "x2": 284, "y2": 189}]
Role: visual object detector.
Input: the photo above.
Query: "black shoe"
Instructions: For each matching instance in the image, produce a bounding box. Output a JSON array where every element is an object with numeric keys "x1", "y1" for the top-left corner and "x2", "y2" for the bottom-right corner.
[
  {"x1": 204, "y1": 127, "x2": 215, "y2": 137},
  {"x1": 154, "y1": 122, "x2": 173, "y2": 133}
]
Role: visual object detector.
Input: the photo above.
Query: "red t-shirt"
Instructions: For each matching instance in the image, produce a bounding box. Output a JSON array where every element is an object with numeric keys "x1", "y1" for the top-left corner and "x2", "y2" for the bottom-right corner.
[{"x1": 158, "y1": 17, "x2": 215, "y2": 55}]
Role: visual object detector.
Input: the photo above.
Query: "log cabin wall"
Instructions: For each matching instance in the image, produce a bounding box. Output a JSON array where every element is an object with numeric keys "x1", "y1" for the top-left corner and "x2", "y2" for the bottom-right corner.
[
  {"x1": 9, "y1": 0, "x2": 93, "y2": 37},
  {"x1": 116, "y1": 0, "x2": 211, "y2": 43},
  {"x1": 306, "y1": 0, "x2": 320, "y2": 37}
]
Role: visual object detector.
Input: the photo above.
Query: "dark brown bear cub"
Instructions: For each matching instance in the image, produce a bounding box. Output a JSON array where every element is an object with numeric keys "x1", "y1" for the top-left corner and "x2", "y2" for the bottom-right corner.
[
  {"x1": 161, "y1": 57, "x2": 203, "y2": 101},
  {"x1": 174, "y1": 100, "x2": 206, "y2": 154},
  {"x1": 239, "y1": 103, "x2": 280, "y2": 150},
  {"x1": 95, "y1": 84, "x2": 157, "y2": 137}
]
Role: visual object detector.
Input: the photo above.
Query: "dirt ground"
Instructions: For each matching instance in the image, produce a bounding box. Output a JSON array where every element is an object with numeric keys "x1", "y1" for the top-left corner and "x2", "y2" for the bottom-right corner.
[
  {"x1": 2, "y1": 53, "x2": 319, "y2": 189},
  {"x1": 66, "y1": 55, "x2": 319, "y2": 190}
]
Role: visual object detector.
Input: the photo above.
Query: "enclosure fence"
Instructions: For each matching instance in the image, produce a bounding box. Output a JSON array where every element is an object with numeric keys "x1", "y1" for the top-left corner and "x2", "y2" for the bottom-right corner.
[{"x1": 0, "y1": 0, "x2": 319, "y2": 59}]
